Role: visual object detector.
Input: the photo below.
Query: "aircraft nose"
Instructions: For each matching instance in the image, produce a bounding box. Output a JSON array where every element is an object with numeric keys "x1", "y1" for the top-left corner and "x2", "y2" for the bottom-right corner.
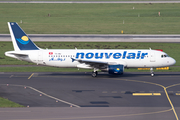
[{"x1": 170, "y1": 58, "x2": 176, "y2": 66}]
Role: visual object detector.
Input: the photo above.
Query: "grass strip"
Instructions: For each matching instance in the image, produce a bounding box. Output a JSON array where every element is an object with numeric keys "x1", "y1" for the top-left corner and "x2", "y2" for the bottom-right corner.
[
  {"x1": 0, "y1": 66, "x2": 179, "y2": 72},
  {"x1": 0, "y1": 97, "x2": 24, "y2": 107},
  {"x1": 0, "y1": 3, "x2": 180, "y2": 34},
  {"x1": 0, "y1": 66, "x2": 91, "y2": 72}
]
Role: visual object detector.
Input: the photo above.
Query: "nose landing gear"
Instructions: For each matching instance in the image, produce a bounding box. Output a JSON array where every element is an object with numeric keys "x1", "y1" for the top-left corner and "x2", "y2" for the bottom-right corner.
[{"x1": 150, "y1": 68, "x2": 154, "y2": 77}]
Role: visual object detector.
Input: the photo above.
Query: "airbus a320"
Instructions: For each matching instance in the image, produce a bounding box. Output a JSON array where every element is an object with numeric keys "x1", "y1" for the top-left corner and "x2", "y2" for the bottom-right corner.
[{"x1": 5, "y1": 22, "x2": 176, "y2": 77}]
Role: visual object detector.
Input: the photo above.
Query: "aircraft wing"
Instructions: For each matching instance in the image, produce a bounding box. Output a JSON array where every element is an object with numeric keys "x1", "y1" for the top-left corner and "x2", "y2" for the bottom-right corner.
[
  {"x1": 77, "y1": 59, "x2": 108, "y2": 65},
  {"x1": 73, "y1": 58, "x2": 118, "y2": 69},
  {"x1": 73, "y1": 58, "x2": 127, "y2": 70}
]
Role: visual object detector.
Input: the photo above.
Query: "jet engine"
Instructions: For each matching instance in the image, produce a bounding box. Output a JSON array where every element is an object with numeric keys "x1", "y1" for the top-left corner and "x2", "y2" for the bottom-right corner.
[{"x1": 101, "y1": 64, "x2": 124, "y2": 75}]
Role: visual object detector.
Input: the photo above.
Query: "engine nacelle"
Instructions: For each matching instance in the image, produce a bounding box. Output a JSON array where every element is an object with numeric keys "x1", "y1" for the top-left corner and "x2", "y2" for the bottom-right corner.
[
  {"x1": 101, "y1": 64, "x2": 124, "y2": 75},
  {"x1": 109, "y1": 65, "x2": 124, "y2": 75}
]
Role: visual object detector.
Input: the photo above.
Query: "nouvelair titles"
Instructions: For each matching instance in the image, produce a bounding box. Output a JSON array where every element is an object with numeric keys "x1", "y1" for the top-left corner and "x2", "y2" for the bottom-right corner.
[{"x1": 76, "y1": 51, "x2": 148, "y2": 59}]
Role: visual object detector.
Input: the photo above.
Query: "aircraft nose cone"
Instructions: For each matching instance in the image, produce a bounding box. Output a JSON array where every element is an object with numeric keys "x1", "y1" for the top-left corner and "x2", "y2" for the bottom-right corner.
[
  {"x1": 172, "y1": 58, "x2": 176, "y2": 65},
  {"x1": 170, "y1": 58, "x2": 176, "y2": 66}
]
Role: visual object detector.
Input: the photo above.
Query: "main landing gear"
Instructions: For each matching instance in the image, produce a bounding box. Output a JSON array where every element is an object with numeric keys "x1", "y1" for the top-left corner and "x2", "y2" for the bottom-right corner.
[
  {"x1": 92, "y1": 68, "x2": 98, "y2": 77},
  {"x1": 92, "y1": 71, "x2": 98, "y2": 77},
  {"x1": 150, "y1": 68, "x2": 154, "y2": 77}
]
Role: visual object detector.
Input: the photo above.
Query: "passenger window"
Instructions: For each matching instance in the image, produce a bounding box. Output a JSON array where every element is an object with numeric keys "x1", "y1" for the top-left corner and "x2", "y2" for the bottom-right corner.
[{"x1": 161, "y1": 55, "x2": 163, "y2": 58}]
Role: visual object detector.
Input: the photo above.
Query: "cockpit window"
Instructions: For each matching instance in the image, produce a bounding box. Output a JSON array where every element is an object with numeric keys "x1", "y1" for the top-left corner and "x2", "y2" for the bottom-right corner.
[{"x1": 161, "y1": 54, "x2": 169, "y2": 58}]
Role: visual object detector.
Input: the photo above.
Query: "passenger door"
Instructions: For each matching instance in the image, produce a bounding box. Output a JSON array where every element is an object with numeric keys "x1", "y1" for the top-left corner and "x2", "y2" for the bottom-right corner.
[
  {"x1": 150, "y1": 52, "x2": 156, "y2": 62},
  {"x1": 38, "y1": 51, "x2": 43, "y2": 63}
]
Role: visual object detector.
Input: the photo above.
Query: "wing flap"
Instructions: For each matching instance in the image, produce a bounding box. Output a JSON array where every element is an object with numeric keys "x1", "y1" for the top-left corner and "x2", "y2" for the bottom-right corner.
[
  {"x1": 77, "y1": 59, "x2": 108, "y2": 65},
  {"x1": 74, "y1": 59, "x2": 108, "y2": 69},
  {"x1": 73, "y1": 58, "x2": 126, "y2": 69}
]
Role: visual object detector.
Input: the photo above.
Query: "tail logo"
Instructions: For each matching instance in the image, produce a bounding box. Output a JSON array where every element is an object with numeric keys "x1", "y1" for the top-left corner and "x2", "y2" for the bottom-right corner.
[{"x1": 16, "y1": 36, "x2": 29, "y2": 44}]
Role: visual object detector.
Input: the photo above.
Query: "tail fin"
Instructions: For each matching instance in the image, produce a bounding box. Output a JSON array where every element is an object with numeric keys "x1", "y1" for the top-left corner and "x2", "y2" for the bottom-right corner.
[{"x1": 8, "y1": 22, "x2": 39, "y2": 51}]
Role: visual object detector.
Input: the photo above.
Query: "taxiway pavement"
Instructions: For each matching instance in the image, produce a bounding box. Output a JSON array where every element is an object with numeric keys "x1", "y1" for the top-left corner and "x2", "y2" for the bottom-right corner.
[{"x1": 0, "y1": 72, "x2": 180, "y2": 120}]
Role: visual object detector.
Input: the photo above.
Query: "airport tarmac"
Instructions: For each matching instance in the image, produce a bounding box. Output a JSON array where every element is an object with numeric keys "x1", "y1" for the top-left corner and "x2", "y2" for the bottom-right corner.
[{"x1": 0, "y1": 72, "x2": 180, "y2": 120}]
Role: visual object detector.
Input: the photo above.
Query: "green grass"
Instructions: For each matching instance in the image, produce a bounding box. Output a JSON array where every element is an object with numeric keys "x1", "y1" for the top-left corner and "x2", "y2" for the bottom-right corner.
[
  {"x1": 0, "y1": 66, "x2": 91, "y2": 72},
  {"x1": 0, "y1": 66, "x2": 179, "y2": 72},
  {"x1": 1, "y1": 42, "x2": 180, "y2": 72},
  {"x1": 0, "y1": 3, "x2": 180, "y2": 34},
  {"x1": 0, "y1": 97, "x2": 24, "y2": 107}
]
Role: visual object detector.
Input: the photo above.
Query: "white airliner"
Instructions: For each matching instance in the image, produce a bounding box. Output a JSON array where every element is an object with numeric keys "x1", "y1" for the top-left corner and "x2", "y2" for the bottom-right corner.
[{"x1": 5, "y1": 22, "x2": 176, "y2": 77}]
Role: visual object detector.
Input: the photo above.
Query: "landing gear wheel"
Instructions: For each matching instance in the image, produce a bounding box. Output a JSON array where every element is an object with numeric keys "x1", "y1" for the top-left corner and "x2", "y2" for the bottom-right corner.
[
  {"x1": 150, "y1": 68, "x2": 154, "y2": 77},
  {"x1": 151, "y1": 73, "x2": 154, "y2": 77},
  {"x1": 92, "y1": 71, "x2": 97, "y2": 77}
]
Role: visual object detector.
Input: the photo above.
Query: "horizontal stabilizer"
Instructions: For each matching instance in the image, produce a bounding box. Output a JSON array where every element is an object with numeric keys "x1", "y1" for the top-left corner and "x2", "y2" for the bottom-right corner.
[{"x1": 11, "y1": 53, "x2": 28, "y2": 57}]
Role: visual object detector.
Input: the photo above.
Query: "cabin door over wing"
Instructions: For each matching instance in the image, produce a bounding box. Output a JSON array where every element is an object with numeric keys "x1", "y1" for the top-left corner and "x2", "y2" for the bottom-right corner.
[{"x1": 150, "y1": 52, "x2": 156, "y2": 62}]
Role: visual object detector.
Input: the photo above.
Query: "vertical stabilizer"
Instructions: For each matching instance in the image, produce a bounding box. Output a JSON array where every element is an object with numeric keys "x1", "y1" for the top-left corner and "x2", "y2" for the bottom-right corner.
[{"x1": 8, "y1": 22, "x2": 39, "y2": 51}]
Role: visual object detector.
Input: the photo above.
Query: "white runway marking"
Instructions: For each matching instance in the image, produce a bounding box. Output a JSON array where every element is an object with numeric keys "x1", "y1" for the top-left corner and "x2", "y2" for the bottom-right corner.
[{"x1": 0, "y1": 84, "x2": 80, "y2": 108}]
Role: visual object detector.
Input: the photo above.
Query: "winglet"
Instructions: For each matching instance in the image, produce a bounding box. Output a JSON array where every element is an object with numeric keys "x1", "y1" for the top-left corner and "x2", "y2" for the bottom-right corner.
[{"x1": 8, "y1": 22, "x2": 39, "y2": 51}]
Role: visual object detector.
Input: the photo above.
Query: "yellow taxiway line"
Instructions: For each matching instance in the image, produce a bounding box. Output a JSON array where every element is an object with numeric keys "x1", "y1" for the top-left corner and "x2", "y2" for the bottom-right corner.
[{"x1": 28, "y1": 73, "x2": 34, "y2": 79}]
